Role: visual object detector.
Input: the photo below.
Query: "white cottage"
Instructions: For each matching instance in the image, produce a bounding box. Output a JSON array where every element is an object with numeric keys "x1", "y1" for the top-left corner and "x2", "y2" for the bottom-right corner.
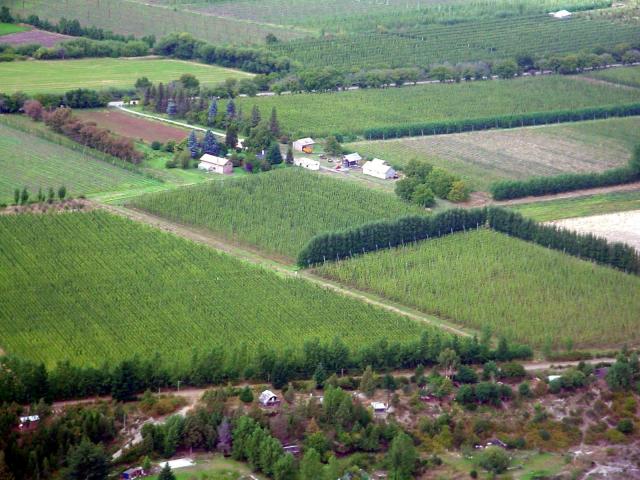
[
  {"x1": 198, "y1": 154, "x2": 233, "y2": 175},
  {"x1": 362, "y1": 158, "x2": 396, "y2": 179}
]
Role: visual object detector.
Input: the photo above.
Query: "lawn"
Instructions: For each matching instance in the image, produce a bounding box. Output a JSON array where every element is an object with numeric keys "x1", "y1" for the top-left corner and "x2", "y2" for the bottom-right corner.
[
  {"x1": 0, "y1": 120, "x2": 160, "y2": 203},
  {"x1": 231, "y1": 76, "x2": 640, "y2": 138},
  {"x1": 0, "y1": 57, "x2": 252, "y2": 94},
  {"x1": 150, "y1": 455, "x2": 265, "y2": 480},
  {"x1": 510, "y1": 190, "x2": 640, "y2": 222},
  {"x1": 0, "y1": 211, "x2": 434, "y2": 367},
  {"x1": 351, "y1": 116, "x2": 640, "y2": 191},
  {"x1": 130, "y1": 168, "x2": 424, "y2": 259},
  {"x1": 0, "y1": 22, "x2": 28, "y2": 35},
  {"x1": 584, "y1": 66, "x2": 640, "y2": 89},
  {"x1": 314, "y1": 229, "x2": 640, "y2": 349}
]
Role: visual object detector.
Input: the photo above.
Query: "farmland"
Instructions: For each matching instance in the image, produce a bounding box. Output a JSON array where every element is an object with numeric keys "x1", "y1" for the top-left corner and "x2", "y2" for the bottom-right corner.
[
  {"x1": 0, "y1": 121, "x2": 160, "y2": 203},
  {"x1": 0, "y1": 27, "x2": 72, "y2": 46},
  {"x1": 0, "y1": 22, "x2": 26, "y2": 35},
  {"x1": 232, "y1": 76, "x2": 640, "y2": 137},
  {"x1": 0, "y1": 211, "x2": 433, "y2": 367},
  {"x1": 130, "y1": 168, "x2": 424, "y2": 259},
  {"x1": 584, "y1": 65, "x2": 640, "y2": 89},
  {"x1": 0, "y1": 57, "x2": 252, "y2": 94},
  {"x1": 550, "y1": 210, "x2": 640, "y2": 251},
  {"x1": 352, "y1": 116, "x2": 640, "y2": 190},
  {"x1": 510, "y1": 189, "x2": 640, "y2": 221},
  {"x1": 314, "y1": 229, "x2": 640, "y2": 349}
]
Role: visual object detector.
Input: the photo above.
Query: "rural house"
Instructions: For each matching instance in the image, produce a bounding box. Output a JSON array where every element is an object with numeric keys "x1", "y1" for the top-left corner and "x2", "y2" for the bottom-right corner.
[
  {"x1": 342, "y1": 153, "x2": 362, "y2": 168},
  {"x1": 259, "y1": 390, "x2": 280, "y2": 407},
  {"x1": 293, "y1": 138, "x2": 316, "y2": 153},
  {"x1": 198, "y1": 154, "x2": 233, "y2": 175},
  {"x1": 293, "y1": 157, "x2": 320, "y2": 171},
  {"x1": 371, "y1": 402, "x2": 388, "y2": 413},
  {"x1": 362, "y1": 158, "x2": 397, "y2": 179}
]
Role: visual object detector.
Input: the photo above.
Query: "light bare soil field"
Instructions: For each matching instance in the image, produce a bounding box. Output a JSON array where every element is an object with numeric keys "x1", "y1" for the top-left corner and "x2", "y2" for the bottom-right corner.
[
  {"x1": 75, "y1": 110, "x2": 189, "y2": 143},
  {"x1": 549, "y1": 210, "x2": 640, "y2": 251},
  {"x1": 352, "y1": 116, "x2": 640, "y2": 191},
  {"x1": 0, "y1": 27, "x2": 72, "y2": 46}
]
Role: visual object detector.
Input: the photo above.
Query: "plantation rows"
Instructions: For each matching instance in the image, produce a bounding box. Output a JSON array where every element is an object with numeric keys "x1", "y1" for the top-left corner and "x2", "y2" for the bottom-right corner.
[
  {"x1": 585, "y1": 65, "x2": 640, "y2": 89},
  {"x1": 315, "y1": 229, "x2": 640, "y2": 349},
  {"x1": 272, "y1": 14, "x2": 639, "y2": 69},
  {"x1": 0, "y1": 211, "x2": 430, "y2": 367},
  {"x1": 130, "y1": 168, "x2": 423, "y2": 258}
]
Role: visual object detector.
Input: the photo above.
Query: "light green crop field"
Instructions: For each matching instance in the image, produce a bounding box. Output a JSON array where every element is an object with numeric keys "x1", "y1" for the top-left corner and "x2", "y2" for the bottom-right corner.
[
  {"x1": 584, "y1": 66, "x2": 640, "y2": 89},
  {"x1": 0, "y1": 120, "x2": 160, "y2": 203},
  {"x1": 0, "y1": 57, "x2": 252, "y2": 94},
  {"x1": 130, "y1": 168, "x2": 424, "y2": 260},
  {"x1": 509, "y1": 190, "x2": 640, "y2": 222},
  {"x1": 351, "y1": 116, "x2": 640, "y2": 191},
  {"x1": 0, "y1": 211, "x2": 433, "y2": 367},
  {"x1": 232, "y1": 76, "x2": 640, "y2": 137},
  {"x1": 314, "y1": 229, "x2": 640, "y2": 349},
  {"x1": 0, "y1": 22, "x2": 27, "y2": 35}
]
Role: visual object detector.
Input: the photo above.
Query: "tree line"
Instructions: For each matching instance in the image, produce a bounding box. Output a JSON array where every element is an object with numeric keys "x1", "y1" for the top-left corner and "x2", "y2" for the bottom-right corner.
[{"x1": 490, "y1": 144, "x2": 640, "y2": 200}]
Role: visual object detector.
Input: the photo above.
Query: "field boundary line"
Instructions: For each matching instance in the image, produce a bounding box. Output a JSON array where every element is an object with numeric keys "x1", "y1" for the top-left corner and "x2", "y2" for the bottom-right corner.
[{"x1": 100, "y1": 203, "x2": 474, "y2": 338}]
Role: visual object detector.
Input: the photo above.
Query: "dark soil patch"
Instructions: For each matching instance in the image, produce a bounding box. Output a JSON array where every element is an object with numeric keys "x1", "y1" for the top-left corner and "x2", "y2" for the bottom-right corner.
[{"x1": 0, "y1": 28, "x2": 73, "y2": 47}]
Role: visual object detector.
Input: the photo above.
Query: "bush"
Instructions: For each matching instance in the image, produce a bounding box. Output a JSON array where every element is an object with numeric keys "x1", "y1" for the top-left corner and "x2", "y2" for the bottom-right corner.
[
  {"x1": 239, "y1": 386, "x2": 253, "y2": 403},
  {"x1": 500, "y1": 362, "x2": 526, "y2": 379},
  {"x1": 151, "y1": 141, "x2": 163, "y2": 150},
  {"x1": 617, "y1": 418, "x2": 634, "y2": 435},
  {"x1": 477, "y1": 447, "x2": 510, "y2": 474}
]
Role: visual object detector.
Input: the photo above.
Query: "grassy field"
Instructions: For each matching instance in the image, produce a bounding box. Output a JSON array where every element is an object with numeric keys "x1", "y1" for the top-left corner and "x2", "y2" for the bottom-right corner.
[
  {"x1": 0, "y1": 120, "x2": 160, "y2": 203},
  {"x1": 0, "y1": 211, "x2": 434, "y2": 367},
  {"x1": 0, "y1": 22, "x2": 27, "y2": 35},
  {"x1": 232, "y1": 76, "x2": 640, "y2": 137},
  {"x1": 130, "y1": 168, "x2": 424, "y2": 260},
  {"x1": 510, "y1": 190, "x2": 640, "y2": 221},
  {"x1": 314, "y1": 229, "x2": 640, "y2": 349},
  {"x1": 352, "y1": 116, "x2": 640, "y2": 190},
  {"x1": 150, "y1": 456, "x2": 265, "y2": 480},
  {"x1": 2, "y1": 0, "x2": 307, "y2": 44},
  {"x1": 584, "y1": 66, "x2": 640, "y2": 89},
  {"x1": 0, "y1": 57, "x2": 252, "y2": 94}
]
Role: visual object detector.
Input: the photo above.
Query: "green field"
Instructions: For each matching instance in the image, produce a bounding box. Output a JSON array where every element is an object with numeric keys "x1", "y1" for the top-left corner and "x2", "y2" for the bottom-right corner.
[
  {"x1": 510, "y1": 190, "x2": 640, "y2": 221},
  {"x1": 0, "y1": 120, "x2": 160, "y2": 203},
  {"x1": 271, "y1": 14, "x2": 639, "y2": 70},
  {"x1": 314, "y1": 229, "x2": 640, "y2": 349},
  {"x1": 0, "y1": 57, "x2": 252, "y2": 94},
  {"x1": 352, "y1": 116, "x2": 640, "y2": 190},
  {"x1": 0, "y1": 22, "x2": 27, "y2": 35},
  {"x1": 0, "y1": 211, "x2": 433, "y2": 367},
  {"x1": 584, "y1": 66, "x2": 640, "y2": 89},
  {"x1": 130, "y1": 168, "x2": 423, "y2": 259},
  {"x1": 231, "y1": 76, "x2": 640, "y2": 137}
]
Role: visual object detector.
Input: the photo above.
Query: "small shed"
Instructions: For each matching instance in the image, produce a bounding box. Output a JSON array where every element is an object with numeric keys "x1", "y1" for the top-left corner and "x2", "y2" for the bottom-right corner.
[
  {"x1": 293, "y1": 138, "x2": 315, "y2": 153},
  {"x1": 293, "y1": 157, "x2": 320, "y2": 171},
  {"x1": 282, "y1": 444, "x2": 301, "y2": 456},
  {"x1": 371, "y1": 402, "x2": 388, "y2": 413},
  {"x1": 548, "y1": 375, "x2": 562, "y2": 382},
  {"x1": 550, "y1": 9, "x2": 572, "y2": 19},
  {"x1": 121, "y1": 467, "x2": 144, "y2": 480},
  {"x1": 342, "y1": 153, "x2": 362, "y2": 168},
  {"x1": 18, "y1": 415, "x2": 40, "y2": 429},
  {"x1": 362, "y1": 158, "x2": 396, "y2": 179},
  {"x1": 198, "y1": 154, "x2": 233, "y2": 175},
  {"x1": 259, "y1": 390, "x2": 279, "y2": 407}
]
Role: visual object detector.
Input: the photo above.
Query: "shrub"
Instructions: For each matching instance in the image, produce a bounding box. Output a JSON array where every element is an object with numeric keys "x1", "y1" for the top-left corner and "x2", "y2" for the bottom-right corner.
[
  {"x1": 151, "y1": 141, "x2": 163, "y2": 150},
  {"x1": 477, "y1": 447, "x2": 510, "y2": 474},
  {"x1": 617, "y1": 418, "x2": 634, "y2": 435},
  {"x1": 239, "y1": 386, "x2": 253, "y2": 403}
]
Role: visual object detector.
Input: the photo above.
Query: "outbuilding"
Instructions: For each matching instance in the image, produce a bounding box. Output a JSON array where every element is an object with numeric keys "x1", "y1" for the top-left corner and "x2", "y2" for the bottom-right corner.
[
  {"x1": 550, "y1": 9, "x2": 572, "y2": 19},
  {"x1": 371, "y1": 402, "x2": 388, "y2": 413},
  {"x1": 18, "y1": 415, "x2": 40, "y2": 429},
  {"x1": 342, "y1": 153, "x2": 362, "y2": 168},
  {"x1": 293, "y1": 138, "x2": 316, "y2": 153},
  {"x1": 362, "y1": 158, "x2": 396, "y2": 179},
  {"x1": 121, "y1": 467, "x2": 144, "y2": 480},
  {"x1": 293, "y1": 157, "x2": 320, "y2": 171},
  {"x1": 259, "y1": 390, "x2": 279, "y2": 407},
  {"x1": 198, "y1": 154, "x2": 233, "y2": 175}
]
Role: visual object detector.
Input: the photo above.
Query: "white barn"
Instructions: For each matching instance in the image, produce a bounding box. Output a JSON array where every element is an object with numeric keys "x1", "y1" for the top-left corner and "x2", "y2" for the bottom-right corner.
[
  {"x1": 292, "y1": 138, "x2": 315, "y2": 153},
  {"x1": 294, "y1": 157, "x2": 320, "y2": 171},
  {"x1": 198, "y1": 154, "x2": 233, "y2": 175},
  {"x1": 342, "y1": 152, "x2": 362, "y2": 167},
  {"x1": 362, "y1": 158, "x2": 396, "y2": 179},
  {"x1": 259, "y1": 390, "x2": 279, "y2": 407}
]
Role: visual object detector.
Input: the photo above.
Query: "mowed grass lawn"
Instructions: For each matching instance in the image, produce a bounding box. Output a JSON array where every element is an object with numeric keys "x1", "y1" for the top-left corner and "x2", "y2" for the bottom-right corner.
[
  {"x1": 352, "y1": 116, "x2": 640, "y2": 191},
  {"x1": 130, "y1": 168, "x2": 425, "y2": 260},
  {"x1": 314, "y1": 229, "x2": 640, "y2": 349},
  {"x1": 0, "y1": 57, "x2": 252, "y2": 94},
  {"x1": 0, "y1": 211, "x2": 432, "y2": 367},
  {"x1": 0, "y1": 121, "x2": 160, "y2": 203},
  {"x1": 0, "y1": 23, "x2": 28, "y2": 35},
  {"x1": 231, "y1": 76, "x2": 640, "y2": 137},
  {"x1": 584, "y1": 65, "x2": 640, "y2": 89}
]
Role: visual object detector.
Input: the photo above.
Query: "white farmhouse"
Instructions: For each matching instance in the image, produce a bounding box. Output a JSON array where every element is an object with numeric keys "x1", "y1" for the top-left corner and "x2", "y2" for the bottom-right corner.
[
  {"x1": 198, "y1": 154, "x2": 233, "y2": 175},
  {"x1": 362, "y1": 158, "x2": 396, "y2": 179},
  {"x1": 294, "y1": 157, "x2": 320, "y2": 171}
]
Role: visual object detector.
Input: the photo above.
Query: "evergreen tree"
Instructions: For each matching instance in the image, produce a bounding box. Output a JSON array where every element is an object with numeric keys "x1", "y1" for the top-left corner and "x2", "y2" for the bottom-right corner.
[
  {"x1": 13, "y1": 188, "x2": 19, "y2": 205},
  {"x1": 67, "y1": 439, "x2": 109, "y2": 480},
  {"x1": 216, "y1": 418, "x2": 232, "y2": 455},
  {"x1": 202, "y1": 130, "x2": 219, "y2": 155},
  {"x1": 273, "y1": 454, "x2": 296, "y2": 480},
  {"x1": 187, "y1": 130, "x2": 200, "y2": 159},
  {"x1": 268, "y1": 107, "x2": 280, "y2": 137},
  {"x1": 359, "y1": 365, "x2": 376, "y2": 397},
  {"x1": 250, "y1": 105, "x2": 261, "y2": 128},
  {"x1": 20, "y1": 187, "x2": 29, "y2": 205},
  {"x1": 158, "y1": 464, "x2": 175, "y2": 480},
  {"x1": 207, "y1": 99, "x2": 218, "y2": 124},
  {"x1": 155, "y1": 83, "x2": 165, "y2": 113},
  {"x1": 299, "y1": 448, "x2": 322, "y2": 480},
  {"x1": 266, "y1": 142, "x2": 283, "y2": 165},
  {"x1": 285, "y1": 145, "x2": 294, "y2": 165},
  {"x1": 313, "y1": 363, "x2": 327, "y2": 389},
  {"x1": 239, "y1": 386, "x2": 254, "y2": 403},
  {"x1": 225, "y1": 123, "x2": 239, "y2": 150},
  {"x1": 166, "y1": 99, "x2": 177, "y2": 116},
  {"x1": 387, "y1": 432, "x2": 417, "y2": 480},
  {"x1": 226, "y1": 99, "x2": 236, "y2": 119},
  {"x1": 58, "y1": 186, "x2": 66, "y2": 200}
]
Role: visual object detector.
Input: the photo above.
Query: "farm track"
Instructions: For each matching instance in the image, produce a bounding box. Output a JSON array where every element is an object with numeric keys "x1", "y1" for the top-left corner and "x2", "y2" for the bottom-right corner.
[{"x1": 100, "y1": 203, "x2": 474, "y2": 339}]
